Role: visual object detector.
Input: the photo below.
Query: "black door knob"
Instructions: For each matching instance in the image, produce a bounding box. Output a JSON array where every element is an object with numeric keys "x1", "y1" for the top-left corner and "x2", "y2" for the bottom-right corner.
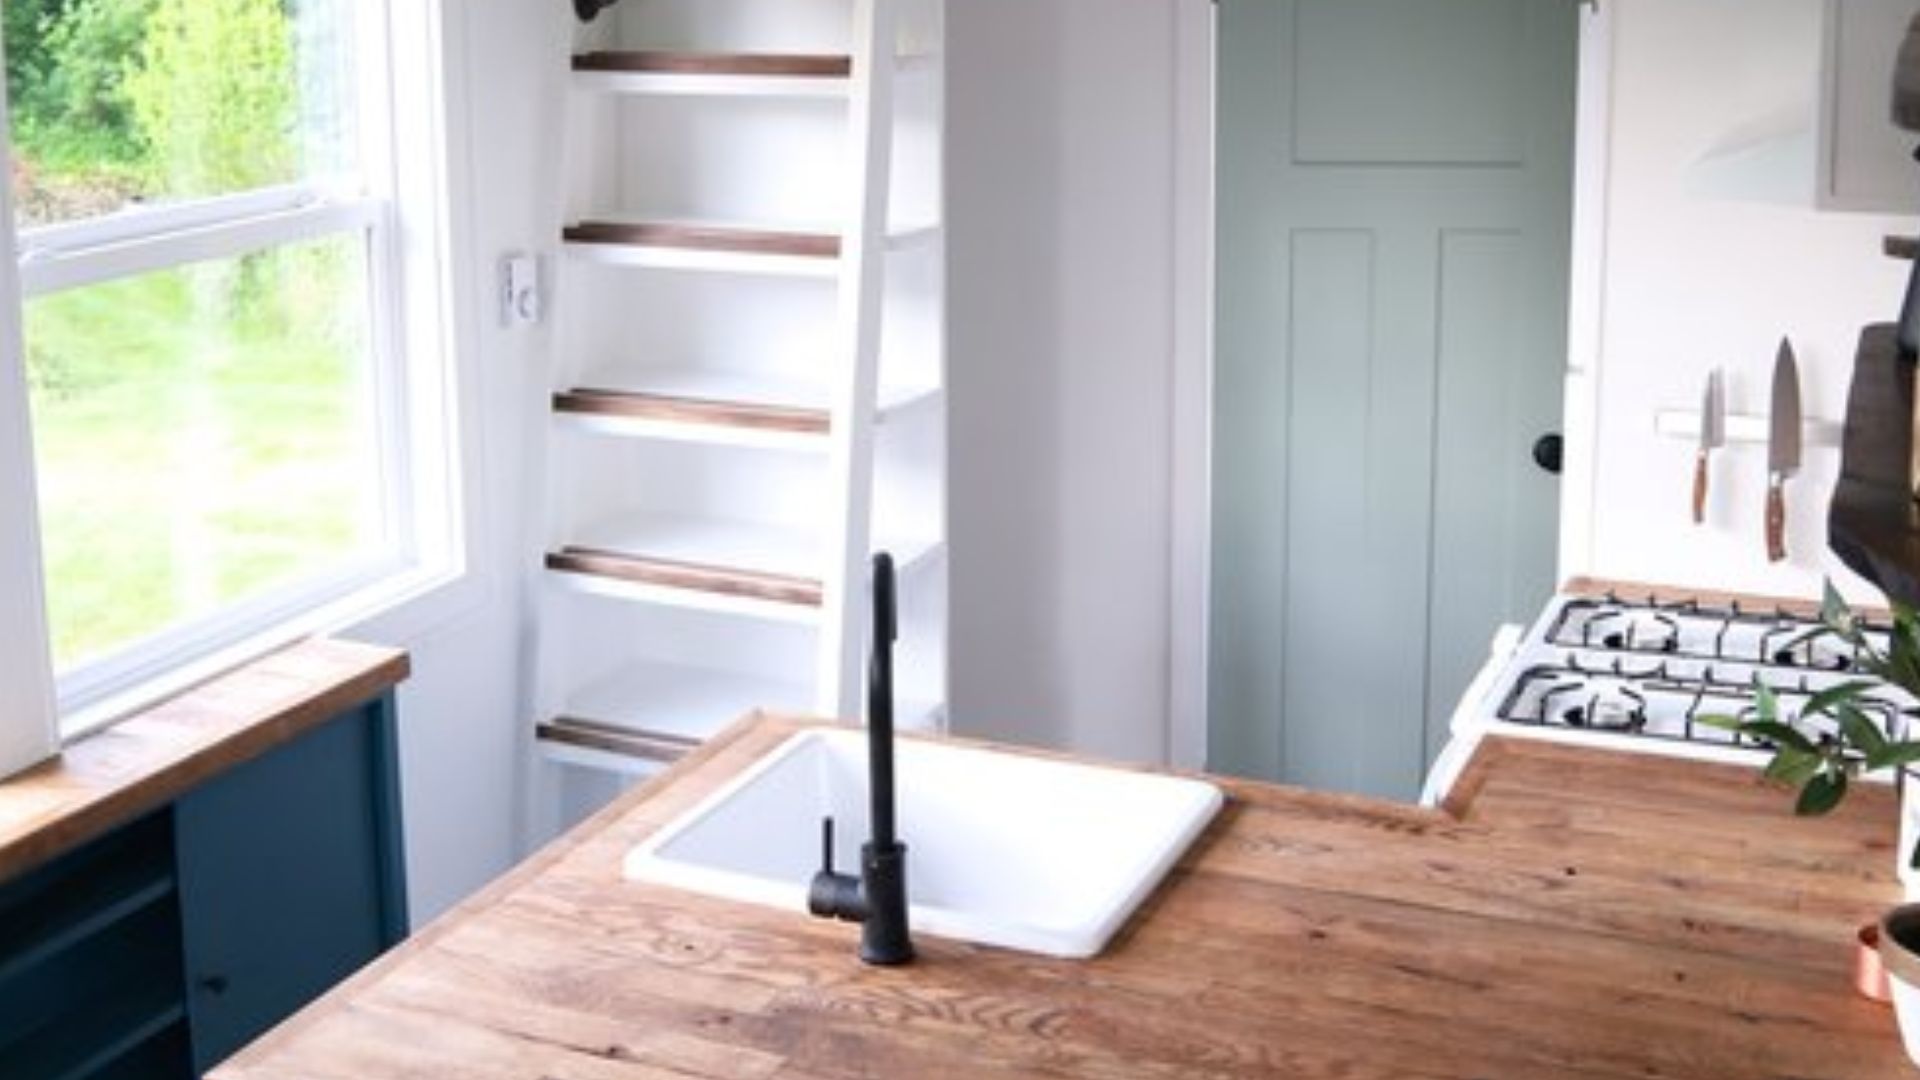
[{"x1": 1532, "y1": 433, "x2": 1564, "y2": 475}]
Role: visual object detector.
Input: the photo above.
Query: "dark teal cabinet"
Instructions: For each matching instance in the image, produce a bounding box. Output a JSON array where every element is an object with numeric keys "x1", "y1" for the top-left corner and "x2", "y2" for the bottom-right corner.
[{"x1": 0, "y1": 694, "x2": 406, "y2": 1078}]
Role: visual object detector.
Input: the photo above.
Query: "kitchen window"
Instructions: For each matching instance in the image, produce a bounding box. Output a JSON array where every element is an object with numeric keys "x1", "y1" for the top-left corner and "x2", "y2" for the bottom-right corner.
[{"x1": 0, "y1": 0, "x2": 464, "y2": 734}]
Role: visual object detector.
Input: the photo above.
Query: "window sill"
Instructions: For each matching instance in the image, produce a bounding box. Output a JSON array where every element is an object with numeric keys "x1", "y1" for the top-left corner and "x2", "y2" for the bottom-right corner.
[
  {"x1": 2, "y1": 637, "x2": 408, "y2": 883},
  {"x1": 60, "y1": 559, "x2": 483, "y2": 744}
]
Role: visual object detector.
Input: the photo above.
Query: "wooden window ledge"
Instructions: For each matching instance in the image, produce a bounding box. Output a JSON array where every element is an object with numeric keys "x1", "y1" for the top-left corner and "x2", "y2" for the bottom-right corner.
[{"x1": 0, "y1": 639, "x2": 409, "y2": 883}]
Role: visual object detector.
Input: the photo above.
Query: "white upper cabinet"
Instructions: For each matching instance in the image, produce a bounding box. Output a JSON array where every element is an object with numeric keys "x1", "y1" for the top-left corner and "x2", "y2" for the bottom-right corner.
[{"x1": 1690, "y1": 0, "x2": 1920, "y2": 213}]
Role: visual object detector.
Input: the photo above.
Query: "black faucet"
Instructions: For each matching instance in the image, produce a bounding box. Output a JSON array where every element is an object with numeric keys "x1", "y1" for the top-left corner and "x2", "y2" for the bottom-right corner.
[{"x1": 806, "y1": 552, "x2": 914, "y2": 966}]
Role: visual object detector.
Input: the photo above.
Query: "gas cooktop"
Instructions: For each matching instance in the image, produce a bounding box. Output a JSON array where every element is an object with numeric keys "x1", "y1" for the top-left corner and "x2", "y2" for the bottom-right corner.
[{"x1": 1438, "y1": 587, "x2": 1918, "y2": 785}]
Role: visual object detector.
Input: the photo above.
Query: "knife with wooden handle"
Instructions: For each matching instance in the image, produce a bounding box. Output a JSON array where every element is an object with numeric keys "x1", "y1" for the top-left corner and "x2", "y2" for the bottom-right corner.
[
  {"x1": 1693, "y1": 369, "x2": 1724, "y2": 525},
  {"x1": 1766, "y1": 340, "x2": 1801, "y2": 563}
]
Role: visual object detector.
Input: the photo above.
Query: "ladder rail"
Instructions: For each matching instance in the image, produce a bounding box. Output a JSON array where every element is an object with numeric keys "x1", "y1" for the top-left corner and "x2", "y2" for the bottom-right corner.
[{"x1": 815, "y1": 0, "x2": 900, "y2": 720}]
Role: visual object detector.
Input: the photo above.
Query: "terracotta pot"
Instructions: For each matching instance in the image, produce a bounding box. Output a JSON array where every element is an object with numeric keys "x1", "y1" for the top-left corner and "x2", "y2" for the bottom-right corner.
[
  {"x1": 1877, "y1": 904, "x2": 1920, "y2": 1065},
  {"x1": 1862, "y1": 923, "x2": 1895, "y2": 1003}
]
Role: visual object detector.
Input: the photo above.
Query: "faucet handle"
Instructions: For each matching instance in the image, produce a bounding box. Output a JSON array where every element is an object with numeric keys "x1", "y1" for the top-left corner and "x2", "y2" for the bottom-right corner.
[{"x1": 807, "y1": 815, "x2": 866, "y2": 921}]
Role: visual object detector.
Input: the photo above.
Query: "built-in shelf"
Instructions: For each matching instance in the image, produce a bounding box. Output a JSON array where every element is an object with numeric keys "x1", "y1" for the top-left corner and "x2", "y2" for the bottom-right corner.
[
  {"x1": 537, "y1": 715, "x2": 703, "y2": 768},
  {"x1": 536, "y1": 0, "x2": 950, "y2": 818},
  {"x1": 564, "y1": 220, "x2": 841, "y2": 259},
  {"x1": 0, "y1": 865, "x2": 173, "y2": 988},
  {"x1": 10, "y1": 982, "x2": 185, "y2": 1080},
  {"x1": 535, "y1": 660, "x2": 946, "y2": 775},
  {"x1": 568, "y1": 51, "x2": 937, "y2": 99},
  {"x1": 548, "y1": 545, "x2": 825, "y2": 608},
  {"x1": 574, "y1": 50, "x2": 854, "y2": 78},
  {"x1": 557, "y1": 661, "x2": 812, "y2": 745},
  {"x1": 562, "y1": 218, "x2": 941, "y2": 278},
  {"x1": 552, "y1": 368, "x2": 942, "y2": 449},
  {"x1": 546, "y1": 513, "x2": 943, "y2": 621}
]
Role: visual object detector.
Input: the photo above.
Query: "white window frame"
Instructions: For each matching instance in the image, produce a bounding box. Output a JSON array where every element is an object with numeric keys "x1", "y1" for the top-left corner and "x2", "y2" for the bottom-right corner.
[{"x1": 0, "y1": 0, "x2": 475, "y2": 744}]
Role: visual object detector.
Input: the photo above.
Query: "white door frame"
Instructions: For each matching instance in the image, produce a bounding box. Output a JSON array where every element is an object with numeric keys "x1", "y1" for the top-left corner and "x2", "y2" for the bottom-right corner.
[{"x1": 1164, "y1": 0, "x2": 1613, "y2": 771}]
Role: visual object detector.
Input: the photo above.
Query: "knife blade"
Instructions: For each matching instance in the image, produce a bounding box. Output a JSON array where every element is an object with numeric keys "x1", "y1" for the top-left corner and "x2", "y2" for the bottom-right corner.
[
  {"x1": 1766, "y1": 339, "x2": 1802, "y2": 563},
  {"x1": 1693, "y1": 368, "x2": 1725, "y2": 525}
]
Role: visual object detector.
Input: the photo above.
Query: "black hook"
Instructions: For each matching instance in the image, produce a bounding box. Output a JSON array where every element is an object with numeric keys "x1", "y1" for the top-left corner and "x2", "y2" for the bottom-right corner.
[{"x1": 575, "y1": 0, "x2": 618, "y2": 23}]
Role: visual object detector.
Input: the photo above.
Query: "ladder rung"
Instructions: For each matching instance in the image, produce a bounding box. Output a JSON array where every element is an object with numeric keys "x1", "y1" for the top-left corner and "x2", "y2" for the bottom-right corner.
[
  {"x1": 572, "y1": 51, "x2": 852, "y2": 79},
  {"x1": 546, "y1": 546, "x2": 824, "y2": 607},
  {"x1": 538, "y1": 716, "x2": 700, "y2": 765},
  {"x1": 554, "y1": 387, "x2": 829, "y2": 435},
  {"x1": 563, "y1": 221, "x2": 840, "y2": 259}
]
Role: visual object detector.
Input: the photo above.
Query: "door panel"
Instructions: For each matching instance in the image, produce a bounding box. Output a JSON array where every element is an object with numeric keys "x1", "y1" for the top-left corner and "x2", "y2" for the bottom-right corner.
[
  {"x1": 1292, "y1": 0, "x2": 1529, "y2": 166},
  {"x1": 1210, "y1": 0, "x2": 1576, "y2": 799}
]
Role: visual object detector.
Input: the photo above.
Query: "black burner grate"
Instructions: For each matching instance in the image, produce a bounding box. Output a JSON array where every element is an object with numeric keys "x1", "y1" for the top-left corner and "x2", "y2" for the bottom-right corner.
[{"x1": 1496, "y1": 652, "x2": 1914, "y2": 751}]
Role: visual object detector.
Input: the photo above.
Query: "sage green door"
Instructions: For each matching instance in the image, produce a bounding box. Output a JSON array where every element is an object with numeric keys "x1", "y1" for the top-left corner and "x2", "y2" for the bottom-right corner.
[{"x1": 1209, "y1": 0, "x2": 1578, "y2": 799}]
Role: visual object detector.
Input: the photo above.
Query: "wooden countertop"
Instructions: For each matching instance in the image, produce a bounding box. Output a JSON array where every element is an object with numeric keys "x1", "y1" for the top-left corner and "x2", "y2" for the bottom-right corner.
[
  {"x1": 0, "y1": 638, "x2": 409, "y2": 882},
  {"x1": 214, "y1": 714, "x2": 1911, "y2": 1079}
]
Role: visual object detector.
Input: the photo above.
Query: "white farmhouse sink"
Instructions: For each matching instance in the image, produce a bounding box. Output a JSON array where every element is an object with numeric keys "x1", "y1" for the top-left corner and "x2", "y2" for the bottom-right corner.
[{"x1": 623, "y1": 728, "x2": 1224, "y2": 958}]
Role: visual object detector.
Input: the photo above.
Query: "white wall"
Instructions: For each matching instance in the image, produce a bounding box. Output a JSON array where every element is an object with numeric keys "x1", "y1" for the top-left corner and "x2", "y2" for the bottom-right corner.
[
  {"x1": 938, "y1": 0, "x2": 1920, "y2": 774},
  {"x1": 1578, "y1": 0, "x2": 1919, "y2": 603},
  {"x1": 946, "y1": 0, "x2": 1186, "y2": 764},
  {"x1": 342, "y1": 0, "x2": 565, "y2": 922}
]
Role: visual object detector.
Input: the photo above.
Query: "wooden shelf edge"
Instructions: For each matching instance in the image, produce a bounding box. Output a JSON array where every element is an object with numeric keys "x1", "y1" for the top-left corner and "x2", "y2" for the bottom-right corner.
[
  {"x1": 0, "y1": 640, "x2": 409, "y2": 885},
  {"x1": 562, "y1": 221, "x2": 840, "y2": 259},
  {"x1": 545, "y1": 547, "x2": 824, "y2": 608},
  {"x1": 553, "y1": 388, "x2": 830, "y2": 436},
  {"x1": 572, "y1": 50, "x2": 852, "y2": 78},
  {"x1": 537, "y1": 717, "x2": 700, "y2": 767}
]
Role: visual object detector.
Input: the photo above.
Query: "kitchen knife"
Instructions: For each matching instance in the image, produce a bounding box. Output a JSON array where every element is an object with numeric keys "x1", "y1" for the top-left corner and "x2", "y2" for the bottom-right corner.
[
  {"x1": 1766, "y1": 339, "x2": 1802, "y2": 563},
  {"x1": 1693, "y1": 368, "x2": 1724, "y2": 525}
]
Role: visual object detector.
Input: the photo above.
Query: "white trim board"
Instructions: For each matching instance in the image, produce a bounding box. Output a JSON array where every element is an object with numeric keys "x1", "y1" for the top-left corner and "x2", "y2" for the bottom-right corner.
[
  {"x1": 1167, "y1": 0, "x2": 1214, "y2": 772},
  {"x1": 1556, "y1": 2, "x2": 1614, "y2": 587}
]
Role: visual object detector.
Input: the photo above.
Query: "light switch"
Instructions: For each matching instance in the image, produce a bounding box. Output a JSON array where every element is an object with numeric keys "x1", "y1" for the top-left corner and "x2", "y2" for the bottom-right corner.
[{"x1": 501, "y1": 253, "x2": 541, "y2": 328}]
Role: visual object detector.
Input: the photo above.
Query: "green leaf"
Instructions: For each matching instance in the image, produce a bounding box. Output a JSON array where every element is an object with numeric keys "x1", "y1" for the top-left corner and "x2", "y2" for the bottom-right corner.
[
  {"x1": 1822, "y1": 580, "x2": 1855, "y2": 633},
  {"x1": 1804, "y1": 680, "x2": 1880, "y2": 719},
  {"x1": 1753, "y1": 682, "x2": 1780, "y2": 725},
  {"x1": 1795, "y1": 770, "x2": 1848, "y2": 816},
  {"x1": 1896, "y1": 599, "x2": 1920, "y2": 628},
  {"x1": 1733, "y1": 719, "x2": 1817, "y2": 756},
  {"x1": 1835, "y1": 702, "x2": 1889, "y2": 757},
  {"x1": 1695, "y1": 714, "x2": 1743, "y2": 733},
  {"x1": 1764, "y1": 748, "x2": 1825, "y2": 787},
  {"x1": 1866, "y1": 741, "x2": 1920, "y2": 771}
]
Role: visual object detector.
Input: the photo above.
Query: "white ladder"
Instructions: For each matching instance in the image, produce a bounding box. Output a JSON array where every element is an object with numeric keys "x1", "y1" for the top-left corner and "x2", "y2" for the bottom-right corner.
[{"x1": 528, "y1": 0, "x2": 948, "y2": 825}]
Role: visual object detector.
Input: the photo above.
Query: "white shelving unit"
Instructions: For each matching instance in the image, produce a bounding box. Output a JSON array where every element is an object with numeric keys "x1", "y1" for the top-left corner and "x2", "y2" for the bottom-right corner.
[{"x1": 527, "y1": 0, "x2": 948, "y2": 816}]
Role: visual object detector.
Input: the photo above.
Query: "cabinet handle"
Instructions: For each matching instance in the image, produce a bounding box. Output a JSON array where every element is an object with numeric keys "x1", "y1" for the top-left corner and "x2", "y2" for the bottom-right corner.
[{"x1": 198, "y1": 974, "x2": 230, "y2": 996}]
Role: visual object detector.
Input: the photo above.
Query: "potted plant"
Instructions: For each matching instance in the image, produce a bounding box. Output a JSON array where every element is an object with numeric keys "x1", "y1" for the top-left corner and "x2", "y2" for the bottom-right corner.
[{"x1": 1705, "y1": 582, "x2": 1920, "y2": 1063}]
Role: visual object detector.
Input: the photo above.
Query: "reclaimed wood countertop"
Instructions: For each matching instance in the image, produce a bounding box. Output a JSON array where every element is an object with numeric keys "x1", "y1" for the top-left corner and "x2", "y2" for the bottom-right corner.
[
  {"x1": 215, "y1": 714, "x2": 1911, "y2": 1079},
  {"x1": 0, "y1": 638, "x2": 409, "y2": 882}
]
